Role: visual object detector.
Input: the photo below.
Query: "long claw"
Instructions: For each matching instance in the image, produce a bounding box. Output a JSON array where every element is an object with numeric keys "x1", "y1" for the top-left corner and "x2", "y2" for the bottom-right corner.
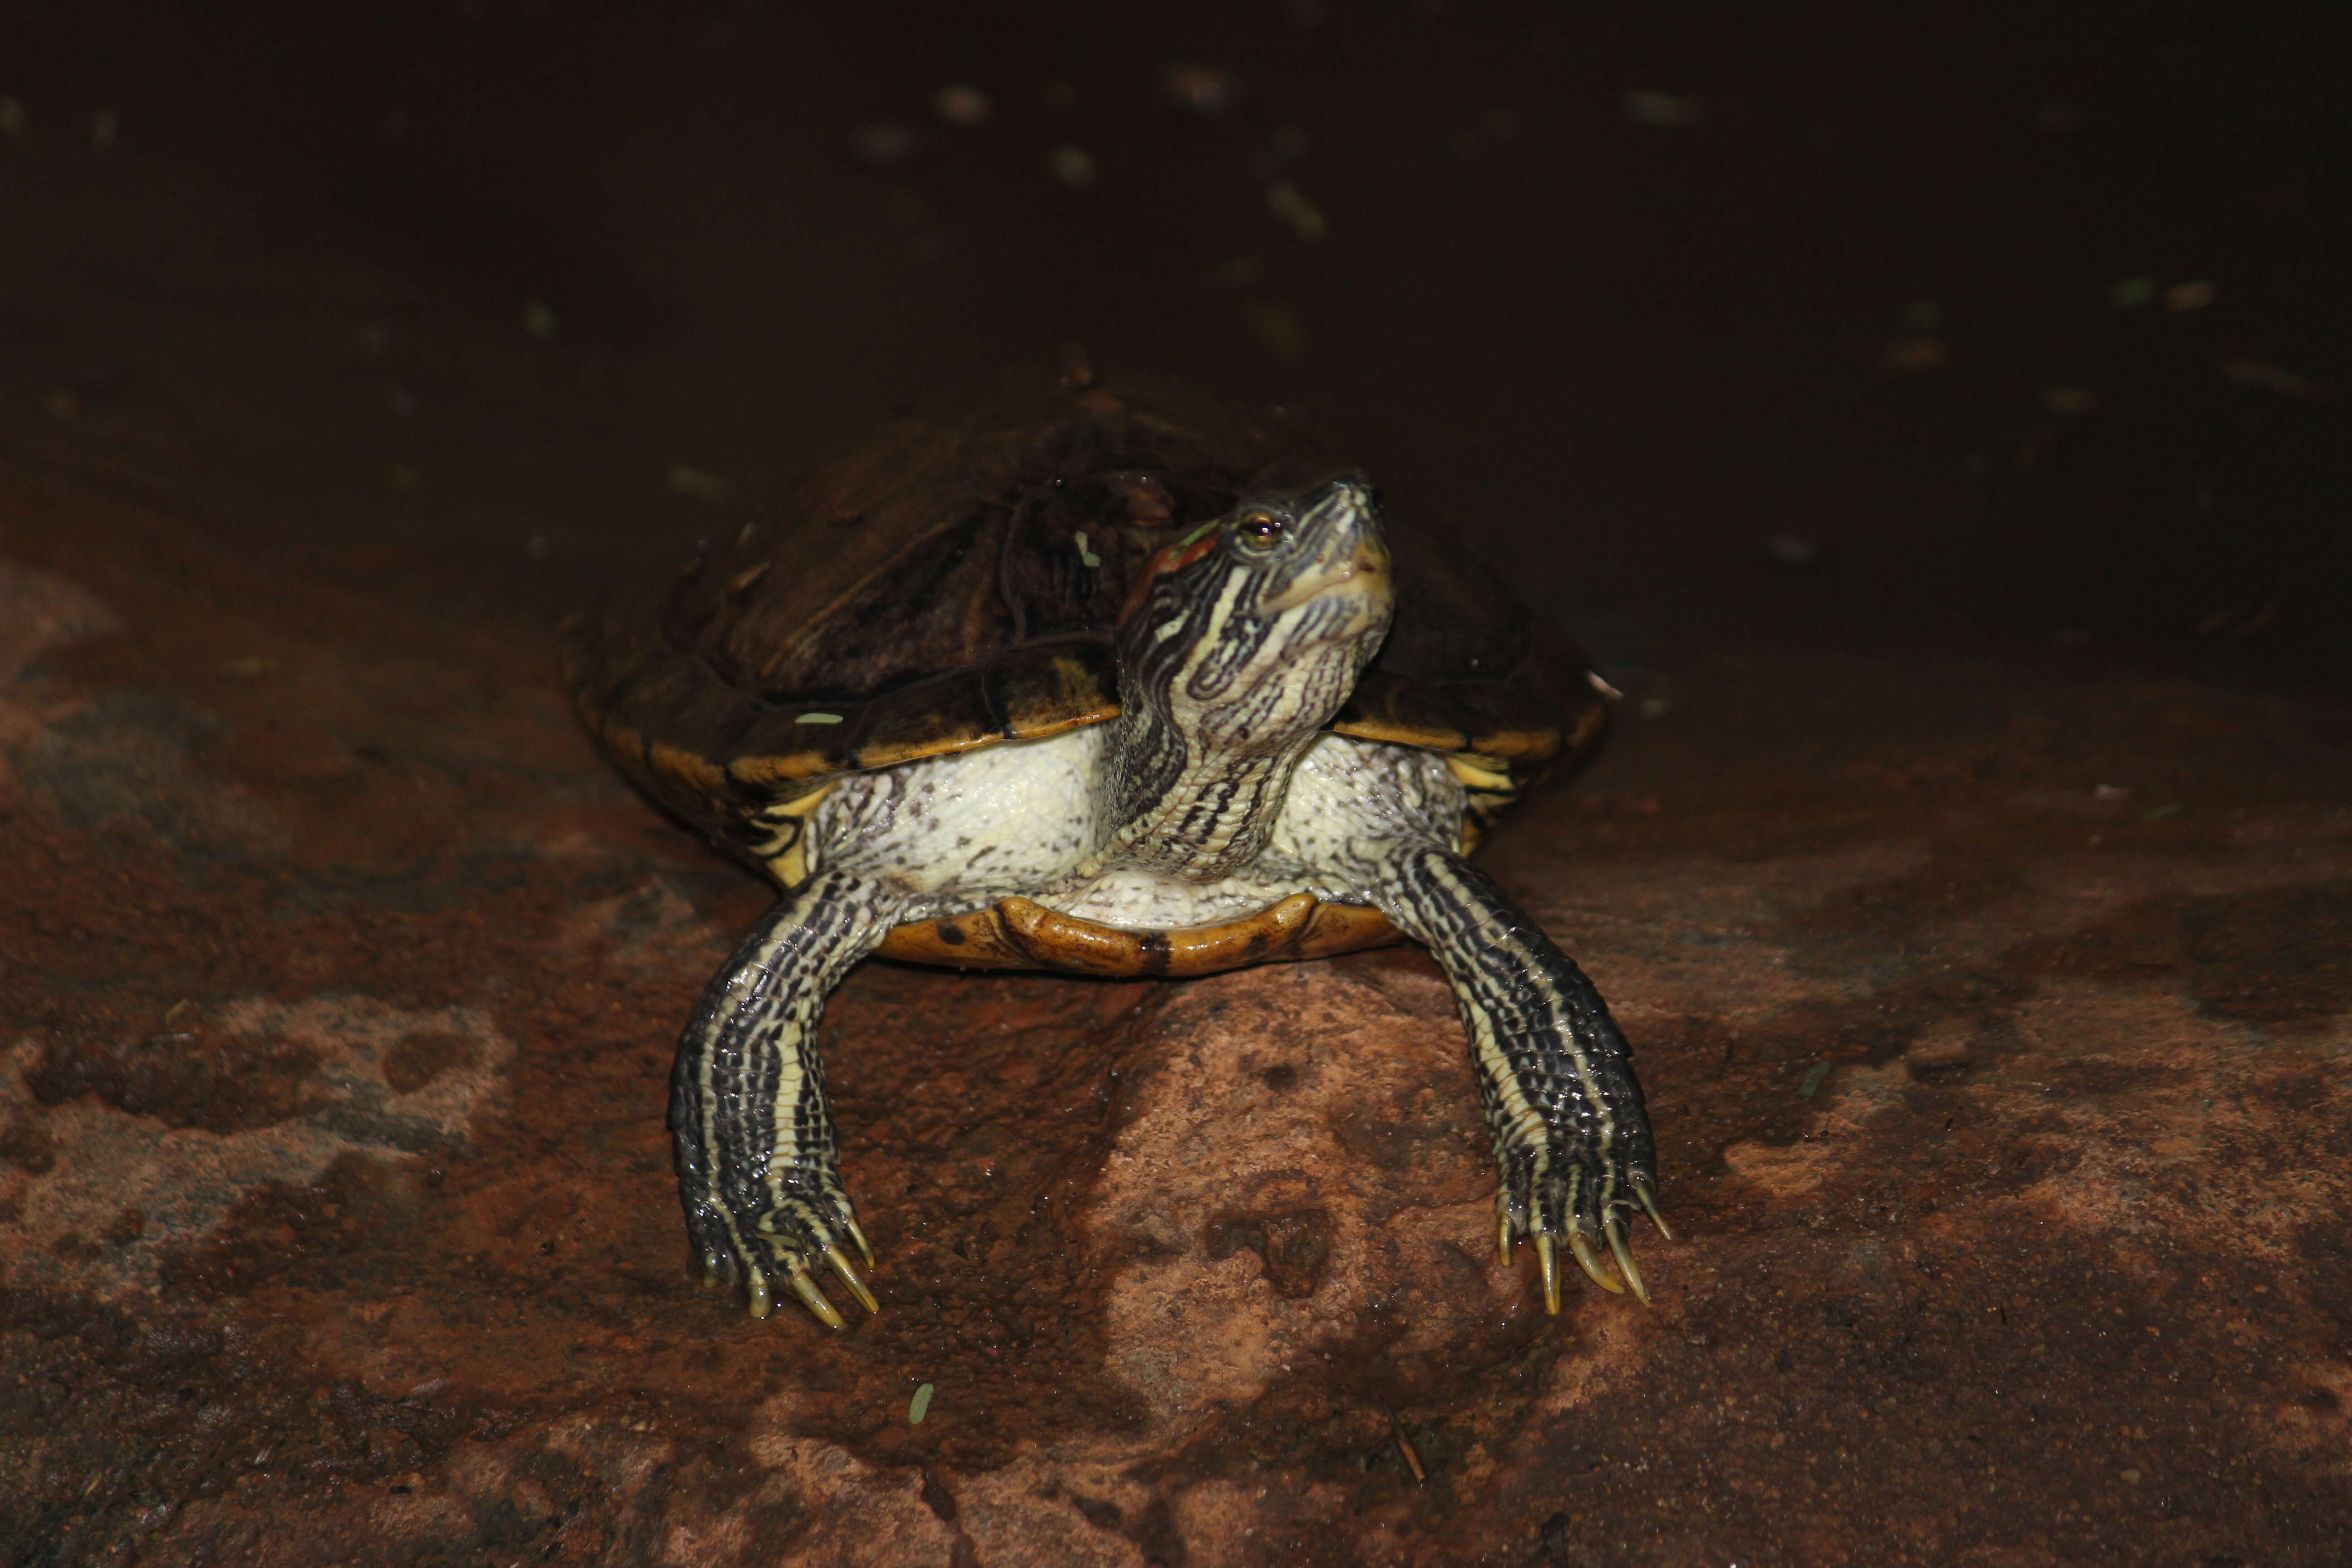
[
  {"x1": 844, "y1": 1216, "x2": 877, "y2": 1269},
  {"x1": 745, "y1": 1267, "x2": 773, "y2": 1321},
  {"x1": 789, "y1": 1266, "x2": 848, "y2": 1331},
  {"x1": 1605, "y1": 1214, "x2": 1650, "y2": 1305},
  {"x1": 1635, "y1": 1181, "x2": 1674, "y2": 1241},
  {"x1": 1568, "y1": 1228, "x2": 1626, "y2": 1295},
  {"x1": 826, "y1": 1244, "x2": 880, "y2": 1315},
  {"x1": 1535, "y1": 1234, "x2": 1560, "y2": 1314},
  {"x1": 1497, "y1": 1215, "x2": 1512, "y2": 1269}
]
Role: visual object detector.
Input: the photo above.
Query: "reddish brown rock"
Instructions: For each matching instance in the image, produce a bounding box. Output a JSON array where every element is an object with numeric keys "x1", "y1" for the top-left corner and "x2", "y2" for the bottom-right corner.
[{"x1": 4, "y1": 461, "x2": 2351, "y2": 1567}]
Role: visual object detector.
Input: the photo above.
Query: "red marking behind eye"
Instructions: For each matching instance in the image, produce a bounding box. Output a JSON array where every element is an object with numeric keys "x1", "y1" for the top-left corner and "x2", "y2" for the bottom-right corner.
[{"x1": 1119, "y1": 528, "x2": 1222, "y2": 625}]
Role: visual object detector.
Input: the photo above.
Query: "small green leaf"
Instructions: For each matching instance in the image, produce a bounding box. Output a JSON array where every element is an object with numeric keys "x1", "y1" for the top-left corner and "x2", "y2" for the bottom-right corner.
[
  {"x1": 1798, "y1": 1062, "x2": 1833, "y2": 1100},
  {"x1": 2139, "y1": 801, "x2": 2184, "y2": 823},
  {"x1": 909, "y1": 1383, "x2": 935, "y2": 1424}
]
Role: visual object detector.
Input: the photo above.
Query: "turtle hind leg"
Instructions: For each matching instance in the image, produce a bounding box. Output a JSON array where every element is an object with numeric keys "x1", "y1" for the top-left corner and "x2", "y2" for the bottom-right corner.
[
  {"x1": 670, "y1": 867, "x2": 905, "y2": 1328},
  {"x1": 1374, "y1": 844, "x2": 1662, "y2": 1310}
]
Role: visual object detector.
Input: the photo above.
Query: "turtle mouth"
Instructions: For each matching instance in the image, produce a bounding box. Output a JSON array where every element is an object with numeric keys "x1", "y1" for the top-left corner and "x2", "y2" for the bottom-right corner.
[{"x1": 1255, "y1": 534, "x2": 1392, "y2": 614}]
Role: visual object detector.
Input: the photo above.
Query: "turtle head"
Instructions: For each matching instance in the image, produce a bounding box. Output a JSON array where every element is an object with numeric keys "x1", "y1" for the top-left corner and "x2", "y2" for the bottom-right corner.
[{"x1": 1117, "y1": 472, "x2": 1393, "y2": 754}]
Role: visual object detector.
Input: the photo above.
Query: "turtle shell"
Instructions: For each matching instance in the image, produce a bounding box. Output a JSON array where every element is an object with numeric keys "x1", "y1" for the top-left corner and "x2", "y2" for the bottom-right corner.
[{"x1": 559, "y1": 362, "x2": 1605, "y2": 873}]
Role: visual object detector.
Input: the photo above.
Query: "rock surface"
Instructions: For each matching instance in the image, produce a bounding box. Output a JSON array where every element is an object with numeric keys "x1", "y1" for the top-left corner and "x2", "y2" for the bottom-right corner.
[{"x1": 4, "y1": 459, "x2": 2349, "y2": 1566}]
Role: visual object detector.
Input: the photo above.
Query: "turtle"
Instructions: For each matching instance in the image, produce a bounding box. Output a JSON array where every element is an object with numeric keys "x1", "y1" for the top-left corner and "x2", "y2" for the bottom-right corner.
[{"x1": 559, "y1": 360, "x2": 1665, "y2": 1330}]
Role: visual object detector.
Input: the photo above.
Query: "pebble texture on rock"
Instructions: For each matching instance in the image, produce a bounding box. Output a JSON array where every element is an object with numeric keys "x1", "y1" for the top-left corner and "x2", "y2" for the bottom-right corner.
[{"x1": 4, "y1": 461, "x2": 2350, "y2": 1565}]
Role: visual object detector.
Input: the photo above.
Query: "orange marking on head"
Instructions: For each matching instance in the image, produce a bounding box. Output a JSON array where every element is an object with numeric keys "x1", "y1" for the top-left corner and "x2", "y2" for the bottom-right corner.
[{"x1": 1120, "y1": 525, "x2": 1222, "y2": 625}]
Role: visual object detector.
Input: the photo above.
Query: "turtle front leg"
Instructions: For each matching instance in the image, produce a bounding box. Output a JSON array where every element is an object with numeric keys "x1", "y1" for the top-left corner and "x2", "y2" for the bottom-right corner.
[
  {"x1": 671, "y1": 867, "x2": 906, "y2": 1327},
  {"x1": 1375, "y1": 845, "x2": 1665, "y2": 1310}
]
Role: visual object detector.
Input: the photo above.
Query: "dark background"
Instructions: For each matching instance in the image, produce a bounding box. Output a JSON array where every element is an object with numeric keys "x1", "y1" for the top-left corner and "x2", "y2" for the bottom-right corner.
[
  {"x1": 5, "y1": 0, "x2": 2347, "y2": 690},
  {"x1": 7, "y1": 8, "x2": 2352, "y2": 1563}
]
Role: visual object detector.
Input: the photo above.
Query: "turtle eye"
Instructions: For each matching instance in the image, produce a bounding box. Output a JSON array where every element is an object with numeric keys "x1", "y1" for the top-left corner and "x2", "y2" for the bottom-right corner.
[{"x1": 1231, "y1": 507, "x2": 1287, "y2": 553}]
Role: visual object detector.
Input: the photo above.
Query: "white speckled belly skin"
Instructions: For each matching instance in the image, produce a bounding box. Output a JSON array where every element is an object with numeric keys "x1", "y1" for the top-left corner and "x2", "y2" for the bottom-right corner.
[{"x1": 805, "y1": 726, "x2": 1468, "y2": 927}]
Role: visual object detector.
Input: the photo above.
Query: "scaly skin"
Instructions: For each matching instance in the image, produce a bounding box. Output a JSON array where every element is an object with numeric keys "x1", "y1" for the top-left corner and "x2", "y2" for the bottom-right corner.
[
  {"x1": 670, "y1": 867, "x2": 900, "y2": 1325},
  {"x1": 1376, "y1": 846, "x2": 1663, "y2": 1305}
]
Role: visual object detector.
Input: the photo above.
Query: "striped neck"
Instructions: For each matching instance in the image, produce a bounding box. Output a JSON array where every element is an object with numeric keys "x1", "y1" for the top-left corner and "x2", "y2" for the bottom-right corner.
[{"x1": 1098, "y1": 698, "x2": 1323, "y2": 880}]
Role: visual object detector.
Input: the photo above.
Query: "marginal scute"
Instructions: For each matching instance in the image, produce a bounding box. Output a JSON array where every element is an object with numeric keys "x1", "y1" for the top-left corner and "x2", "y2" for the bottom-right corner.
[
  {"x1": 874, "y1": 893, "x2": 1403, "y2": 975},
  {"x1": 1330, "y1": 662, "x2": 1581, "y2": 767},
  {"x1": 647, "y1": 737, "x2": 730, "y2": 791}
]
